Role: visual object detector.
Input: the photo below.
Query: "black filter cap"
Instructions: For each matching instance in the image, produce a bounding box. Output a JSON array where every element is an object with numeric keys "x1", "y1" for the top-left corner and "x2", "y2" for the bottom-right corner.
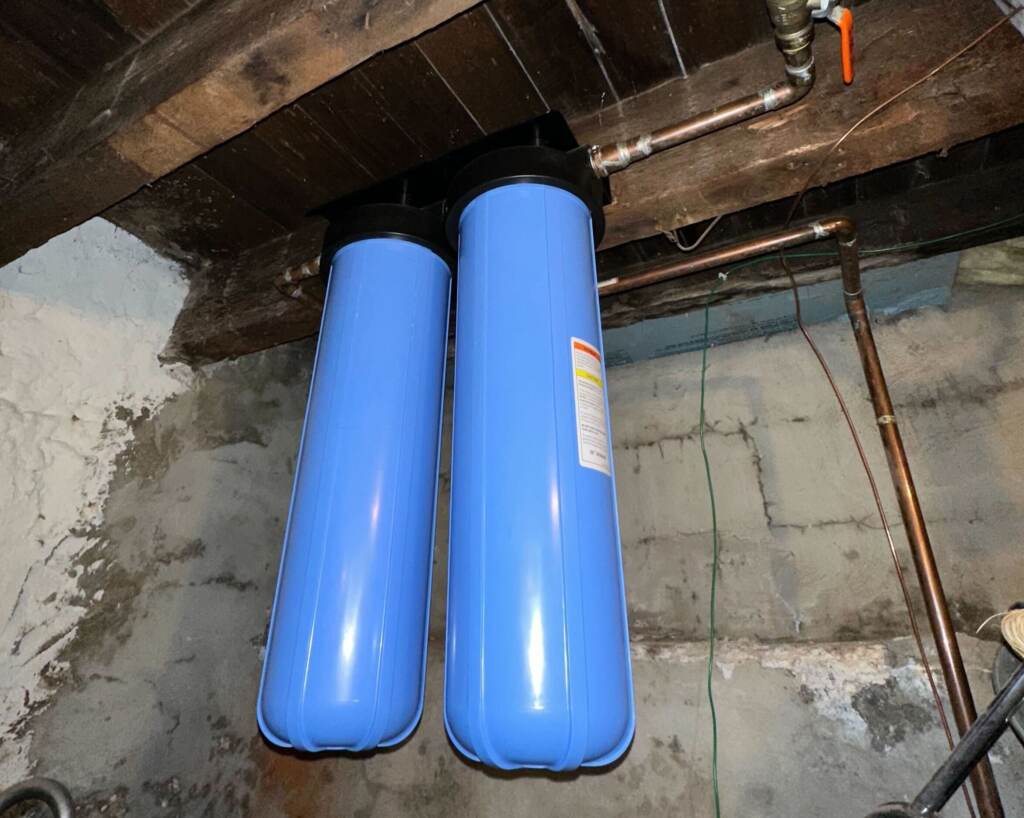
[
  {"x1": 319, "y1": 202, "x2": 454, "y2": 276},
  {"x1": 444, "y1": 145, "x2": 605, "y2": 248}
]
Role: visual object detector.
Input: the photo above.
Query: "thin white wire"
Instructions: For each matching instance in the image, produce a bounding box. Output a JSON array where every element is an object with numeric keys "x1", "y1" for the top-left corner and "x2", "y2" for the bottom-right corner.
[{"x1": 664, "y1": 214, "x2": 724, "y2": 252}]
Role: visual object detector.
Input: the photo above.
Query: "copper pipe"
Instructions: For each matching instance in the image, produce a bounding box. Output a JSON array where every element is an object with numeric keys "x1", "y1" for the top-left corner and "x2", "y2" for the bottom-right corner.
[
  {"x1": 834, "y1": 221, "x2": 1004, "y2": 818},
  {"x1": 597, "y1": 220, "x2": 828, "y2": 295},
  {"x1": 599, "y1": 217, "x2": 1004, "y2": 817},
  {"x1": 589, "y1": 81, "x2": 810, "y2": 177},
  {"x1": 590, "y1": 0, "x2": 815, "y2": 177}
]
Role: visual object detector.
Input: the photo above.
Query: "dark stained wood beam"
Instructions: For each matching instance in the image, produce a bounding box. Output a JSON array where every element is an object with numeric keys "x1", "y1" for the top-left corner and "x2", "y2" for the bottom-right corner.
[
  {"x1": 580, "y1": 0, "x2": 1024, "y2": 248},
  {"x1": 106, "y1": 0, "x2": 788, "y2": 269},
  {"x1": 600, "y1": 148, "x2": 1024, "y2": 330},
  {"x1": 163, "y1": 127, "x2": 1024, "y2": 363},
  {"x1": 0, "y1": 0, "x2": 482, "y2": 267},
  {"x1": 163, "y1": 220, "x2": 329, "y2": 364},
  {"x1": 163, "y1": 0, "x2": 1024, "y2": 363}
]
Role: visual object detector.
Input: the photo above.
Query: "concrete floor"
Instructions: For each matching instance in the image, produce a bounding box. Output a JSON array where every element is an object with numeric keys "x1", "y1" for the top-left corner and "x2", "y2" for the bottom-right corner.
[{"x1": 7, "y1": 285, "x2": 1024, "y2": 816}]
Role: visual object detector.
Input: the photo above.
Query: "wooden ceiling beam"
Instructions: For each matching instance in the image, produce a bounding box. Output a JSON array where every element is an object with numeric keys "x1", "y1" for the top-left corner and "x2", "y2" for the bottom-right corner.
[
  {"x1": 580, "y1": 0, "x2": 1024, "y2": 249},
  {"x1": 0, "y1": 0, "x2": 481, "y2": 267},
  {"x1": 163, "y1": 129, "x2": 1024, "y2": 363},
  {"x1": 599, "y1": 149, "x2": 1024, "y2": 330},
  {"x1": 162, "y1": 0, "x2": 1024, "y2": 364}
]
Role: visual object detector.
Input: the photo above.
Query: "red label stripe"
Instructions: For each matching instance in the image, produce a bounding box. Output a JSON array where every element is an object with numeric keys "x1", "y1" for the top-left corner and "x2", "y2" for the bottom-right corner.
[{"x1": 573, "y1": 340, "x2": 600, "y2": 360}]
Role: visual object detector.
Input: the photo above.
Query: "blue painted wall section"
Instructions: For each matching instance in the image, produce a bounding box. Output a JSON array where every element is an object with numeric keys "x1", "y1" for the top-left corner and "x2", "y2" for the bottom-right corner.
[{"x1": 603, "y1": 252, "x2": 959, "y2": 366}]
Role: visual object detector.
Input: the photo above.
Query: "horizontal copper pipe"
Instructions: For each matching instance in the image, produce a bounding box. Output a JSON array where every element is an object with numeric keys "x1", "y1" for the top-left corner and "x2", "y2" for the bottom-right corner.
[
  {"x1": 589, "y1": 0, "x2": 815, "y2": 177},
  {"x1": 596, "y1": 219, "x2": 830, "y2": 295},
  {"x1": 589, "y1": 81, "x2": 809, "y2": 177},
  {"x1": 599, "y1": 216, "x2": 1004, "y2": 817}
]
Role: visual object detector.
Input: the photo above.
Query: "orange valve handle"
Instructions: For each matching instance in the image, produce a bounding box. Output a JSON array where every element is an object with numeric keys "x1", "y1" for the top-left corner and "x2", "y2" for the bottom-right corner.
[{"x1": 837, "y1": 6, "x2": 854, "y2": 84}]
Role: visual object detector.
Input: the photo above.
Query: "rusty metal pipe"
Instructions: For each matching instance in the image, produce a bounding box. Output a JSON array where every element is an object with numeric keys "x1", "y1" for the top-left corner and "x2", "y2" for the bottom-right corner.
[
  {"x1": 0, "y1": 778, "x2": 75, "y2": 818},
  {"x1": 590, "y1": 0, "x2": 815, "y2": 177},
  {"x1": 598, "y1": 216, "x2": 1005, "y2": 818}
]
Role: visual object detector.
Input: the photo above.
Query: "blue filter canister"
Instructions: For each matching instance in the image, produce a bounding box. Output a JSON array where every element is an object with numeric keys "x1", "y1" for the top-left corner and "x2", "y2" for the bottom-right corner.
[
  {"x1": 258, "y1": 204, "x2": 452, "y2": 752},
  {"x1": 443, "y1": 147, "x2": 635, "y2": 770}
]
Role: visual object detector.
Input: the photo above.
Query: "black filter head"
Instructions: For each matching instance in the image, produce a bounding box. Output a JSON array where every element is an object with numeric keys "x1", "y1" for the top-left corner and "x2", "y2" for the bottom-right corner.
[
  {"x1": 444, "y1": 145, "x2": 606, "y2": 248},
  {"x1": 319, "y1": 202, "x2": 454, "y2": 276}
]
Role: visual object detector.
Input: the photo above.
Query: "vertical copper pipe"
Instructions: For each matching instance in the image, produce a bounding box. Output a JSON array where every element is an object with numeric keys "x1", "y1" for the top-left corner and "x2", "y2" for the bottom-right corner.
[
  {"x1": 601, "y1": 217, "x2": 1005, "y2": 817},
  {"x1": 833, "y1": 223, "x2": 1004, "y2": 818}
]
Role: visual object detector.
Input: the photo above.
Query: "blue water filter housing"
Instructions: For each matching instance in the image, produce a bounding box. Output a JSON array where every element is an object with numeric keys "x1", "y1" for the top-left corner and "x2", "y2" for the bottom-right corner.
[
  {"x1": 444, "y1": 147, "x2": 635, "y2": 771},
  {"x1": 258, "y1": 205, "x2": 452, "y2": 752}
]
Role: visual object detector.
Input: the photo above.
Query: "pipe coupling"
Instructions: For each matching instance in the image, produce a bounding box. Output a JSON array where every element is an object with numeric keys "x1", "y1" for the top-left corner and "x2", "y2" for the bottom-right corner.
[
  {"x1": 784, "y1": 55, "x2": 815, "y2": 85},
  {"x1": 590, "y1": 143, "x2": 633, "y2": 177},
  {"x1": 766, "y1": 0, "x2": 813, "y2": 34},
  {"x1": 767, "y1": 0, "x2": 815, "y2": 73}
]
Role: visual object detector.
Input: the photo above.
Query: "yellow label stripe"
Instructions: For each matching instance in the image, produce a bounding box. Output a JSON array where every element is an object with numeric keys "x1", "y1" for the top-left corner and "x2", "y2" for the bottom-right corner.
[{"x1": 575, "y1": 369, "x2": 603, "y2": 388}]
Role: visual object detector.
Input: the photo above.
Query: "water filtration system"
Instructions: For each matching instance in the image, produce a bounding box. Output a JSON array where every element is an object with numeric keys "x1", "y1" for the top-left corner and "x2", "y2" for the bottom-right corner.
[
  {"x1": 257, "y1": 139, "x2": 634, "y2": 769},
  {"x1": 443, "y1": 147, "x2": 635, "y2": 770},
  {"x1": 257, "y1": 204, "x2": 452, "y2": 752}
]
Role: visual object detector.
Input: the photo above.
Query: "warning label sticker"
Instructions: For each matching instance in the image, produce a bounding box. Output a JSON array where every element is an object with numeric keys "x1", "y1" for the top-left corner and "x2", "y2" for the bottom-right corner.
[{"x1": 570, "y1": 337, "x2": 611, "y2": 476}]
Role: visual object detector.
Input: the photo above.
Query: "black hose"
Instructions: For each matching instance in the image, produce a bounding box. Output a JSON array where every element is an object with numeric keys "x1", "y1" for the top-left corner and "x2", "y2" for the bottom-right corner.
[
  {"x1": 0, "y1": 778, "x2": 75, "y2": 818},
  {"x1": 911, "y1": 660, "x2": 1024, "y2": 814}
]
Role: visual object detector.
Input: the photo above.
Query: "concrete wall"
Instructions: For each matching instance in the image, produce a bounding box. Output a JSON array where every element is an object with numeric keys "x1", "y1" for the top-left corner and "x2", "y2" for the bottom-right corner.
[
  {"x1": 0, "y1": 220, "x2": 190, "y2": 783},
  {"x1": 1, "y1": 225, "x2": 1023, "y2": 817}
]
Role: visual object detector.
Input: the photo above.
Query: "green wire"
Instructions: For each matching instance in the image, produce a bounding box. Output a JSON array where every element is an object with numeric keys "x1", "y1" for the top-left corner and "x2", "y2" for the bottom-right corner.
[
  {"x1": 862, "y1": 211, "x2": 1024, "y2": 254},
  {"x1": 699, "y1": 289, "x2": 721, "y2": 818},
  {"x1": 688, "y1": 210, "x2": 1022, "y2": 816}
]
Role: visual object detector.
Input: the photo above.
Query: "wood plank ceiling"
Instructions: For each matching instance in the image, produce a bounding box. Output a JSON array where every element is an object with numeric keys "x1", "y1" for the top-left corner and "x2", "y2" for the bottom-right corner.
[
  {"x1": 0, "y1": 0, "x2": 195, "y2": 148},
  {"x1": 99, "y1": 0, "x2": 780, "y2": 268},
  {"x1": 3, "y1": 0, "x2": 1023, "y2": 365}
]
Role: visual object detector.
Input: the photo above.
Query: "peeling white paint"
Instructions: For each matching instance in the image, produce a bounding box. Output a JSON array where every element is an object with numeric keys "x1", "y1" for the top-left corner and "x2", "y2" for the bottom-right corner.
[
  {"x1": 758, "y1": 643, "x2": 929, "y2": 742},
  {"x1": 633, "y1": 639, "x2": 931, "y2": 742},
  {"x1": 0, "y1": 219, "x2": 190, "y2": 782}
]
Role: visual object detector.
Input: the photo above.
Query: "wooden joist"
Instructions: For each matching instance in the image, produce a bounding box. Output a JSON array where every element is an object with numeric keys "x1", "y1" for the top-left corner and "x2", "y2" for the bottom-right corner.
[
  {"x1": 164, "y1": 131, "x2": 1024, "y2": 363},
  {"x1": 0, "y1": 0, "x2": 481, "y2": 267},
  {"x1": 601, "y1": 152, "x2": 1024, "y2": 330},
  {"x1": 164, "y1": 0, "x2": 1024, "y2": 363},
  {"x1": 582, "y1": 0, "x2": 1024, "y2": 247}
]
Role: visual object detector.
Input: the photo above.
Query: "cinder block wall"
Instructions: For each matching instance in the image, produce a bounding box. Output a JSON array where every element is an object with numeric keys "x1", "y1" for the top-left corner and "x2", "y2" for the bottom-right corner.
[{"x1": 2, "y1": 222, "x2": 1022, "y2": 816}]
